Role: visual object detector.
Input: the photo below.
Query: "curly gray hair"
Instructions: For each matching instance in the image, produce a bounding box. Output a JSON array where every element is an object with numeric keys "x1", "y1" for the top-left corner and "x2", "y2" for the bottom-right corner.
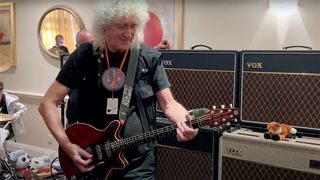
[{"x1": 92, "y1": 0, "x2": 149, "y2": 49}]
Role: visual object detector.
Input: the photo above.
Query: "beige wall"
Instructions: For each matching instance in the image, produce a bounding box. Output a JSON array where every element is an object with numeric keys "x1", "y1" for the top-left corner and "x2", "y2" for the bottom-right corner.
[
  {"x1": 0, "y1": 0, "x2": 94, "y2": 151},
  {"x1": 0, "y1": 0, "x2": 320, "y2": 151},
  {"x1": 184, "y1": 0, "x2": 320, "y2": 50}
]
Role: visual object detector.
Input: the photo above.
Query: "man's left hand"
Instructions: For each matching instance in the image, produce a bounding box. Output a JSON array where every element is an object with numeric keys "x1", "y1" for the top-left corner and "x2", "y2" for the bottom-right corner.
[{"x1": 176, "y1": 114, "x2": 199, "y2": 142}]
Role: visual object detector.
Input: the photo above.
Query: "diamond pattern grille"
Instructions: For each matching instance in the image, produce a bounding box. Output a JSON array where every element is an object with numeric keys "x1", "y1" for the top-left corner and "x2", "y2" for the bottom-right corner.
[
  {"x1": 221, "y1": 157, "x2": 320, "y2": 180},
  {"x1": 166, "y1": 69, "x2": 235, "y2": 110},
  {"x1": 242, "y1": 73, "x2": 320, "y2": 129},
  {"x1": 156, "y1": 145, "x2": 213, "y2": 180}
]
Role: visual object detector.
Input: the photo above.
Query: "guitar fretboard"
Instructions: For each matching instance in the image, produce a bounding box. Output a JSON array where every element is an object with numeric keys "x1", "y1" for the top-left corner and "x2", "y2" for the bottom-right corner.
[{"x1": 99, "y1": 108, "x2": 237, "y2": 154}]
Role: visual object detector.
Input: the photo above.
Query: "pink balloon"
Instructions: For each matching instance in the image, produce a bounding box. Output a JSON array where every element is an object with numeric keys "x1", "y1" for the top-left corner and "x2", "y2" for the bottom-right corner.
[{"x1": 144, "y1": 11, "x2": 163, "y2": 47}]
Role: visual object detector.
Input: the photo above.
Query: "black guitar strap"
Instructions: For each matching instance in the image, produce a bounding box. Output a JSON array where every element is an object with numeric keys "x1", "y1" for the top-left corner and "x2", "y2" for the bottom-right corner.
[
  {"x1": 119, "y1": 46, "x2": 155, "y2": 154},
  {"x1": 119, "y1": 46, "x2": 139, "y2": 120}
]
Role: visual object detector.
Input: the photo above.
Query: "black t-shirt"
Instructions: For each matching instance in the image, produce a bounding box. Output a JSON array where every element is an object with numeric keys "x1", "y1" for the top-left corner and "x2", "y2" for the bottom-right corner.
[{"x1": 57, "y1": 43, "x2": 170, "y2": 138}]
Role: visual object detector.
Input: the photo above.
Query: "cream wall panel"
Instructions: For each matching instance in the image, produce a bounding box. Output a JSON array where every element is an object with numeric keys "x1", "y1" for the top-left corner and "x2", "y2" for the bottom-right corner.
[{"x1": 184, "y1": 0, "x2": 320, "y2": 50}]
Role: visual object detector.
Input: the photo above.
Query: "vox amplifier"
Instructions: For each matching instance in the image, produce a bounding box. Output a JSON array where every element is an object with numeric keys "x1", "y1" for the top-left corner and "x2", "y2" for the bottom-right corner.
[
  {"x1": 155, "y1": 117, "x2": 220, "y2": 180},
  {"x1": 159, "y1": 50, "x2": 239, "y2": 110},
  {"x1": 156, "y1": 145, "x2": 213, "y2": 180},
  {"x1": 219, "y1": 128, "x2": 320, "y2": 180},
  {"x1": 239, "y1": 51, "x2": 320, "y2": 135},
  {"x1": 156, "y1": 50, "x2": 238, "y2": 180}
]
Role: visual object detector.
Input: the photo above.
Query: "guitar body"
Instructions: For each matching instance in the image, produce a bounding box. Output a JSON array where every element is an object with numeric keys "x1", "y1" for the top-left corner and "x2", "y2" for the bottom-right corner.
[
  {"x1": 58, "y1": 107, "x2": 239, "y2": 179},
  {"x1": 59, "y1": 120, "x2": 128, "y2": 179}
]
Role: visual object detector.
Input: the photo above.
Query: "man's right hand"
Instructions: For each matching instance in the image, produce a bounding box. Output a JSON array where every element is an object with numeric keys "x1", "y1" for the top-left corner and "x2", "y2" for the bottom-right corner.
[{"x1": 65, "y1": 143, "x2": 95, "y2": 172}]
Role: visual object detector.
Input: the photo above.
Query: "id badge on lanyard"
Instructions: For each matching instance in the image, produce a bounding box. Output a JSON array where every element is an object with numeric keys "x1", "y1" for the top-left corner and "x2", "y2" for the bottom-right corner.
[{"x1": 106, "y1": 98, "x2": 118, "y2": 115}]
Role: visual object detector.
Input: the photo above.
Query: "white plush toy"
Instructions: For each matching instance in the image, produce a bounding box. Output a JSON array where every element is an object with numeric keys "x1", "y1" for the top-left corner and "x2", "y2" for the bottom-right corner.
[
  {"x1": 9, "y1": 149, "x2": 31, "y2": 169},
  {"x1": 30, "y1": 155, "x2": 51, "y2": 170},
  {"x1": 8, "y1": 149, "x2": 31, "y2": 179}
]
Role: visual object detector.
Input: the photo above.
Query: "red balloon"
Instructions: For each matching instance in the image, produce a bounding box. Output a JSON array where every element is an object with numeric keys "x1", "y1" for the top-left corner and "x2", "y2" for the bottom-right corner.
[
  {"x1": 144, "y1": 11, "x2": 163, "y2": 47},
  {"x1": 0, "y1": 32, "x2": 4, "y2": 41}
]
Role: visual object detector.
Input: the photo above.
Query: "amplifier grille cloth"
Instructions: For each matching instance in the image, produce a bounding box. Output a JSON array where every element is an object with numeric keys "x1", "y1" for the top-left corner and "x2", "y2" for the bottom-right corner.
[
  {"x1": 156, "y1": 145, "x2": 213, "y2": 180},
  {"x1": 222, "y1": 157, "x2": 320, "y2": 180},
  {"x1": 242, "y1": 73, "x2": 320, "y2": 129},
  {"x1": 166, "y1": 70, "x2": 235, "y2": 110}
]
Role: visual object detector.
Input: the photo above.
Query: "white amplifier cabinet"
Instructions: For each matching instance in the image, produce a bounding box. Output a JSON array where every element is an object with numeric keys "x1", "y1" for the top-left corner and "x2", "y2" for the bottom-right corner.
[{"x1": 219, "y1": 128, "x2": 320, "y2": 180}]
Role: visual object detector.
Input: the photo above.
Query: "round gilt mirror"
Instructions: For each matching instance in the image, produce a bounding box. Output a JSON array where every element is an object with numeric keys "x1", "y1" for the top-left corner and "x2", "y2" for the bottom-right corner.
[{"x1": 37, "y1": 5, "x2": 85, "y2": 59}]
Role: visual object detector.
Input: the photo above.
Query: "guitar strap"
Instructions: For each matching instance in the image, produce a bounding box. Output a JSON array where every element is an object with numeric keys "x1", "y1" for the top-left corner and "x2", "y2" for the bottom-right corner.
[
  {"x1": 119, "y1": 46, "x2": 155, "y2": 154},
  {"x1": 119, "y1": 46, "x2": 139, "y2": 120}
]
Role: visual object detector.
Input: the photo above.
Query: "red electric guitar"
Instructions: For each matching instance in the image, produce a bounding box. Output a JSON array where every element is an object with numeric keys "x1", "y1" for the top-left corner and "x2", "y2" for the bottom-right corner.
[{"x1": 59, "y1": 107, "x2": 239, "y2": 179}]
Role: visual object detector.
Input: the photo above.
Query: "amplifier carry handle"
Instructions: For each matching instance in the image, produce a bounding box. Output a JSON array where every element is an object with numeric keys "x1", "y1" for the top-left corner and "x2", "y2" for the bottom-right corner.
[
  {"x1": 283, "y1": 46, "x2": 312, "y2": 50},
  {"x1": 191, "y1": 44, "x2": 212, "y2": 50}
]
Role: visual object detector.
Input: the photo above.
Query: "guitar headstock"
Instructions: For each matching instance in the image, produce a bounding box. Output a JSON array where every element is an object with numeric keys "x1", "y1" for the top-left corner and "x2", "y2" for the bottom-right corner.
[{"x1": 198, "y1": 104, "x2": 239, "y2": 128}]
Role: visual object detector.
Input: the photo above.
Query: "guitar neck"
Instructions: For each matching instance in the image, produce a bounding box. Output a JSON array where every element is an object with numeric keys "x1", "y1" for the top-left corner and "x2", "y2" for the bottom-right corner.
[
  {"x1": 104, "y1": 107, "x2": 238, "y2": 153},
  {"x1": 111, "y1": 109, "x2": 231, "y2": 152},
  {"x1": 110, "y1": 119, "x2": 196, "y2": 152}
]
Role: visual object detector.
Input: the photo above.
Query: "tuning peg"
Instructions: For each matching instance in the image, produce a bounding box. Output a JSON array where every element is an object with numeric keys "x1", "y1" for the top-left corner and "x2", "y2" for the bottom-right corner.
[
  {"x1": 233, "y1": 119, "x2": 238, "y2": 123},
  {"x1": 212, "y1": 105, "x2": 216, "y2": 110},
  {"x1": 226, "y1": 122, "x2": 231, "y2": 126},
  {"x1": 229, "y1": 104, "x2": 233, "y2": 108},
  {"x1": 221, "y1": 105, "x2": 225, "y2": 109},
  {"x1": 222, "y1": 118, "x2": 226, "y2": 122}
]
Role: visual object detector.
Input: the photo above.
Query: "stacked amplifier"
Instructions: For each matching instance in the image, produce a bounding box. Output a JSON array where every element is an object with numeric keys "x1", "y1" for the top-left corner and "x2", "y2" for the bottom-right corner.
[
  {"x1": 219, "y1": 50, "x2": 320, "y2": 180},
  {"x1": 159, "y1": 50, "x2": 239, "y2": 110},
  {"x1": 239, "y1": 51, "x2": 320, "y2": 133},
  {"x1": 220, "y1": 129, "x2": 320, "y2": 180},
  {"x1": 156, "y1": 50, "x2": 239, "y2": 180}
]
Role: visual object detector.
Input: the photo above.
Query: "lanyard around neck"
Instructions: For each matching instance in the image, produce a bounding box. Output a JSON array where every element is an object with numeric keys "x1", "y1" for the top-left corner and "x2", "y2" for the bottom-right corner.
[{"x1": 104, "y1": 45, "x2": 130, "y2": 90}]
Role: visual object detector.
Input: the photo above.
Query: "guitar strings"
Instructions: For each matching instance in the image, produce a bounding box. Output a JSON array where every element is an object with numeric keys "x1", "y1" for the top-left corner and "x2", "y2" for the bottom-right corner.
[
  {"x1": 94, "y1": 109, "x2": 235, "y2": 153},
  {"x1": 96, "y1": 110, "x2": 231, "y2": 153}
]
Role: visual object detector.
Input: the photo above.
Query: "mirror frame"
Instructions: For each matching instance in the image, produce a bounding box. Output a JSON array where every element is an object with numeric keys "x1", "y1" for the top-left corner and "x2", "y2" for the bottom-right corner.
[
  {"x1": 37, "y1": 5, "x2": 85, "y2": 59},
  {"x1": 0, "y1": 2, "x2": 16, "y2": 72}
]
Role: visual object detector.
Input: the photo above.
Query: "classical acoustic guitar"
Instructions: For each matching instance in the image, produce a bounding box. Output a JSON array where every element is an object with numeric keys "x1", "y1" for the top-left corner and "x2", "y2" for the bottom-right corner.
[{"x1": 59, "y1": 107, "x2": 239, "y2": 179}]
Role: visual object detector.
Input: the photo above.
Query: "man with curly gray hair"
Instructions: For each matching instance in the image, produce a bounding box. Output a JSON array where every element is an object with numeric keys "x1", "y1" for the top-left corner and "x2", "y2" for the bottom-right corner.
[
  {"x1": 39, "y1": 0, "x2": 198, "y2": 179},
  {"x1": 92, "y1": 0, "x2": 149, "y2": 49}
]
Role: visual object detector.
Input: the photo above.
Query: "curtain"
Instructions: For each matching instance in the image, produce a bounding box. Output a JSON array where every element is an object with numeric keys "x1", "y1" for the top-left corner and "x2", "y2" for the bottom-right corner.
[{"x1": 40, "y1": 9, "x2": 80, "y2": 53}]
